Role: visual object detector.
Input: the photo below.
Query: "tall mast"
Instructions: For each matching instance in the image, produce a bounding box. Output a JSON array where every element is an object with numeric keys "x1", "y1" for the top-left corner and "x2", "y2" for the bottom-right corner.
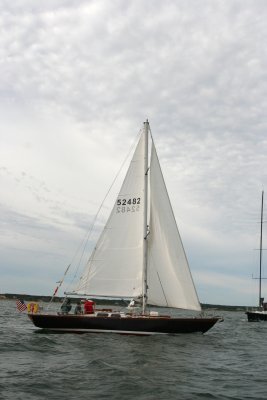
[
  {"x1": 142, "y1": 119, "x2": 149, "y2": 314},
  {"x1": 259, "y1": 190, "x2": 264, "y2": 308}
]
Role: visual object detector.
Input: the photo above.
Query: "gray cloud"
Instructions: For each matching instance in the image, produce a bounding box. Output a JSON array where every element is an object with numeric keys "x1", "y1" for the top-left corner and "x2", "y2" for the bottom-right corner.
[{"x1": 1, "y1": 0, "x2": 267, "y2": 304}]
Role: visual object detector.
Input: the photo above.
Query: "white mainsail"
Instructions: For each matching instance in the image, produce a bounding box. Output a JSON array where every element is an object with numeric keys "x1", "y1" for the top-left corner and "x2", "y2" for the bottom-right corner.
[
  {"x1": 74, "y1": 133, "x2": 145, "y2": 298},
  {"x1": 73, "y1": 122, "x2": 201, "y2": 311}
]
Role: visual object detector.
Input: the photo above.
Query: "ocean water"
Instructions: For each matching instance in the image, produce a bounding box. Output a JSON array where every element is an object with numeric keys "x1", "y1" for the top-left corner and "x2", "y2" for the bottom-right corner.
[{"x1": 1, "y1": 300, "x2": 266, "y2": 400}]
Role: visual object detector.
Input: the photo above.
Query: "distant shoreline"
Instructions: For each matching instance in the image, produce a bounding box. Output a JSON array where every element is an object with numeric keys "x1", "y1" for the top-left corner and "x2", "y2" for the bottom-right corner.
[{"x1": 0, "y1": 292, "x2": 251, "y2": 311}]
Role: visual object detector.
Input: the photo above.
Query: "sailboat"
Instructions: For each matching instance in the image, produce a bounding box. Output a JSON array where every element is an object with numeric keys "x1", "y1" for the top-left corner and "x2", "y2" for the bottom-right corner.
[
  {"x1": 29, "y1": 120, "x2": 221, "y2": 335},
  {"x1": 246, "y1": 191, "x2": 267, "y2": 321}
]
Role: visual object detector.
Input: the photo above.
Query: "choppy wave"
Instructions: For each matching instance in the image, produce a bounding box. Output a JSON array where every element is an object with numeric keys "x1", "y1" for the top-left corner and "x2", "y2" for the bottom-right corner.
[{"x1": 1, "y1": 300, "x2": 267, "y2": 400}]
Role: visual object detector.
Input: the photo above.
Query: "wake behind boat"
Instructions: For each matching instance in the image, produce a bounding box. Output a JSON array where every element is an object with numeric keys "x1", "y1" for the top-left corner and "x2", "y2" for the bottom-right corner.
[{"x1": 29, "y1": 120, "x2": 222, "y2": 335}]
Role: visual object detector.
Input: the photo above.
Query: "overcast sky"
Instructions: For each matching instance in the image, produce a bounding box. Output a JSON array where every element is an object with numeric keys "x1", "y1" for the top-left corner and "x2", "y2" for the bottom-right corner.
[{"x1": 1, "y1": 0, "x2": 267, "y2": 306}]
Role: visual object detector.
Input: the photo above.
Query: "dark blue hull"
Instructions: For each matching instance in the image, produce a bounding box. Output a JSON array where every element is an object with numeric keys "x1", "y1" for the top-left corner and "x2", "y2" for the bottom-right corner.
[
  {"x1": 246, "y1": 311, "x2": 267, "y2": 322},
  {"x1": 29, "y1": 313, "x2": 220, "y2": 335}
]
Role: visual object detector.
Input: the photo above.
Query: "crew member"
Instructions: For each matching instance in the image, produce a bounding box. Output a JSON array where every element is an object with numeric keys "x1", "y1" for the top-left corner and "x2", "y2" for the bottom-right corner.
[
  {"x1": 60, "y1": 298, "x2": 72, "y2": 314},
  {"x1": 74, "y1": 300, "x2": 82, "y2": 315},
  {"x1": 84, "y1": 299, "x2": 95, "y2": 314}
]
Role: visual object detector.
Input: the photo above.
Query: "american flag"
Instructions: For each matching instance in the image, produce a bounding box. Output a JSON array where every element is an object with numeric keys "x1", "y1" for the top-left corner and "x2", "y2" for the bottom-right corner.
[{"x1": 16, "y1": 299, "x2": 27, "y2": 312}]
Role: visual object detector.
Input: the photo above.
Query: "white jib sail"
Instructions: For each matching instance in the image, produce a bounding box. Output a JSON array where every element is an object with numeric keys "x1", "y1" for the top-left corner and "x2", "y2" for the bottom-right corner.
[
  {"x1": 74, "y1": 132, "x2": 145, "y2": 298},
  {"x1": 147, "y1": 142, "x2": 201, "y2": 311}
]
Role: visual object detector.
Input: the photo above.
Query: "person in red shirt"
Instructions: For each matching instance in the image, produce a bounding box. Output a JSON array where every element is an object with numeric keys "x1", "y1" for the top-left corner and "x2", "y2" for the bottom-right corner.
[{"x1": 84, "y1": 299, "x2": 95, "y2": 314}]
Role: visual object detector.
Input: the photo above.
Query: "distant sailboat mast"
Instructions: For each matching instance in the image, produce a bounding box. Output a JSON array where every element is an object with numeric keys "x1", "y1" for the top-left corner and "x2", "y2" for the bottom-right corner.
[
  {"x1": 259, "y1": 190, "x2": 264, "y2": 308},
  {"x1": 142, "y1": 119, "x2": 149, "y2": 314},
  {"x1": 246, "y1": 191, "x2": 267, "y2": 321}
]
